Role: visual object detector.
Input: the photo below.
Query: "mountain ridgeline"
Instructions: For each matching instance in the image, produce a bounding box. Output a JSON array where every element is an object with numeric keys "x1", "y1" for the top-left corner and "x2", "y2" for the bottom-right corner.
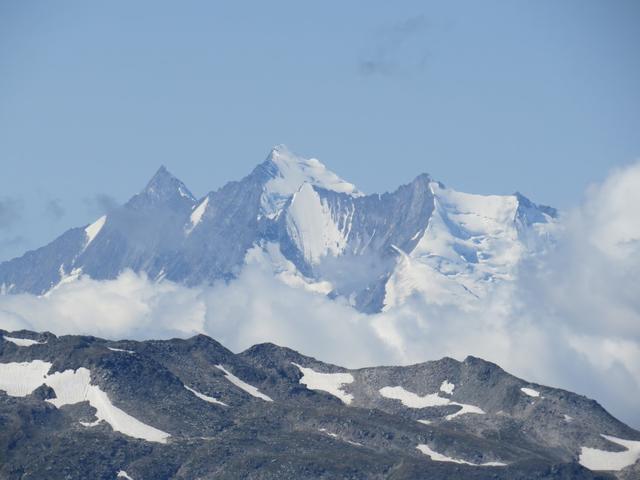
[
  {"x1": 1, "y1": 329, "x2": 639, "y2": 479},
  {"x1": 0, "y1": 145, "x2": 558, "y2": 312}
]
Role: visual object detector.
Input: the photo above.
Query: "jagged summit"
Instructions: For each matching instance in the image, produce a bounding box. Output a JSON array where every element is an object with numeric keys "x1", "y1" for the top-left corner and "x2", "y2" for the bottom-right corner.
[
  {"x1": 262, "y1": 145, "x2": 362, "y2": 215},
  {"x1": 144, "y1": 165, "x2": 192, "y2": 196},
  {"x1": 264, "y1": 144, "x2": 359, "y2": 195},
  {"x1": 405, "y1": 172, "x2": 434, "y2": 191},
  {"x1": 514, "y1": 191, "x2": 558, "y2": 220},
  {"x1": 0, "y1": 146, "x2": 558, "y2": 312},
  {"x1": 147, "y1": 164, "x2": 171, "y2": 181},
  {"x1": 125, "y1": 165, "x2": 196, "y2": 212},
  {"x1": 256, "y1": 144, "x2": 362, "y2": 217}
]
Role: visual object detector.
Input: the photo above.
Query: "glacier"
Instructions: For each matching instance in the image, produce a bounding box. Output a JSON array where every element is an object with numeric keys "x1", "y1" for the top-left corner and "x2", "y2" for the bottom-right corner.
[{"x1": 0, "y1": 145, "x2": 557, "y2": 313}]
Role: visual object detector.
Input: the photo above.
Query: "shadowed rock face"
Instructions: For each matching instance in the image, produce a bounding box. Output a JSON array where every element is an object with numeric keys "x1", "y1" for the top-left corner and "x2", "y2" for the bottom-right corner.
[
  {"x1": 0, "y1": 329, "x2": 635, "y2": 479},
  {"x1": 0, "y1": 146, "x2": 556, "y2": 313}
]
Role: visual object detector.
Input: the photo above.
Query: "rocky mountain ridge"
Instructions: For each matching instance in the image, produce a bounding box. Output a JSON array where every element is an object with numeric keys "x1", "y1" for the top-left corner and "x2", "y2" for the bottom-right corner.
[{"x1": 1, "y1": 329, "x2": 638, "y2": 479}]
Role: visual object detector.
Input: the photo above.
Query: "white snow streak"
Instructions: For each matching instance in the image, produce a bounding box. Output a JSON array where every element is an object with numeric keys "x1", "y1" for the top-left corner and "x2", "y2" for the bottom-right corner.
[
  {"x1": 292, "y1": 363, "x2": 354, "y2": 405},
  {"x1": 380, "y1": 385, "x2": 449, "y2": 408},
  {"x1": 379, "y1": 385, "x2": 485, "y2": 420},
  {"x1": 3, "y1": 335, "x2": 44, "y2": 347},
  {"x1": 84, "y1": 215, "x2": 107, "y2": 248},
  {"x1": 184, "y1": 385, "x2": 227, "y2": 406},
  {"x1": 108, "y1": 347, "x2": 135, "y2": 354},
  {"x1": 416, "y1": 444, "x2": 507, "y2": 466},
  {"x1": 521, "y1": 387, "x2": 540, "y2": 397},
  {"x1": 445, "y1": 403, "x2": 486, "y2": 420},
  {"x1": 0, "y1": 360, "x2": 170, "y2": 443},
  {"x1": 177, "y1": 186, "x2": 191, "y2": 199},
  {"x1": 579, "y1": 434, "x2": 640, "y2": 471},
  {"x1": 318, "y1": 428, "x2": 362, "y2": 446},
  {"x1": 45, "y1": 265, "x2": 83, "y2": 296},
  {"x1": 215, "y1": 365, "x2": 273, "y2": 402},
  {"x1": 186, "y1": 197, "x2": 209, "y2": 234}
]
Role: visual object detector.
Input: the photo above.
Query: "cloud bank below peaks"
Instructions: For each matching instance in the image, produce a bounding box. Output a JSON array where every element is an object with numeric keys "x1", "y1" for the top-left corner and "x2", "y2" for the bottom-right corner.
[{"x1": 1, "y1": 161, "x2": 640, "y2": 428}]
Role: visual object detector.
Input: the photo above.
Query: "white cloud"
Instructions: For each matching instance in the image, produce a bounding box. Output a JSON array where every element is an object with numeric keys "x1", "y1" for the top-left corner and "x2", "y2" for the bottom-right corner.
[
  {"x1": 0, "y1": 162, "x2": 639, "y2": 428},
  {"x1": 0, "y1": 271, "x2": 206, "y2": 339},
  {"x1": 584, "y1": 162, "x2": 640, "y2": 260}
]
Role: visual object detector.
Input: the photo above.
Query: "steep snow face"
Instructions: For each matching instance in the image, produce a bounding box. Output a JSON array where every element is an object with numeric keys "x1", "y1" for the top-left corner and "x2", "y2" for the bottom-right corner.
[
  {"x1": 84, "y1": 215, "x2": 106, "y2": 249},
  {"x1": 383, "y1": 245, "x2": 474, "y2": 309},
  {"x1": 419, "y1": 182, "x2": 522, "y2": 268},
  {"x1": 285, "y1": 184, "x2": 350, "y2": 264},
  {"x1": 3, "y1": 335, "x2": 44, "y2": 347},
  {"x1": 260, "y1": 145, "x2": 361, "y2": 217},
  {"x1": 215, "y1": 365, "x2": 273, "y2": 402},
  {"x1": 579, "y1": 434, "x2": 640, "y2": 471},
  {"x1": 186, "y1": 196, "x2": 209, "y2": 235},
  {"x1": 416, "y1": 444, "x2": 507, "y2": 466},
  {"x1": 383, "y1": 182, "x2": 555, "y2": 309},
  {"x1": 45, "y1": 265, "x2": 83, "y2": 296},
  {"x1": 184, "y1": 385, "x2": 227, "y2": 406},
  {"x1": 0, "y1": 361, "x2": 170, "y2": 443},
  {"x1": 293, "y1": 363, "x2": 354, "y2": 405}
]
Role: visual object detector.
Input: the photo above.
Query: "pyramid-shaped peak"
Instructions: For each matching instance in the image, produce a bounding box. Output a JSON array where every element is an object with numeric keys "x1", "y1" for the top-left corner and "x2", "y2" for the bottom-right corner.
[
  {"x1": 265, "y1": 144, "x2": 328, "y2": 171},
  {"x1": 146, "y1": 165, "x2": 172, "y2": 187},
  {"x1": 514, "y1": 191, "x2": 558, "y2": 222},
  {"x1": 146, "y1": 165, "x2": 176, "y2": 187},
  {"x1": 143, "y1": 166, "x2": 195, "y2": 201},
  {"x1": 123, "y1": 165, "x2": 196, "y2": 211},
  {"x1": 257, "y1": 145, "x2": 362, "y2": 217},
  {"x1": 262, "y1": 145, "x2": 361, "y2": 195}
]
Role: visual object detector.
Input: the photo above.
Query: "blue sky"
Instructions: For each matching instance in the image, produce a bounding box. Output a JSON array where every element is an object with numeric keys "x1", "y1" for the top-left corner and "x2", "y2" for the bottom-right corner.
[{"x1": 1, "y1": 0, "x2": 639, "y2": 261}]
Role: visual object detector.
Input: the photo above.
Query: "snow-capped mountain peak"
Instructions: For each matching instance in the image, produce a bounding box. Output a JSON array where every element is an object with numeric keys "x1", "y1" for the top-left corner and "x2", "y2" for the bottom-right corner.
[
  {"x1": 0, "y1": 147, "x2": 558, "y2": 313},
  {"x1": 258, "y1": 145, "x2": 362, "y2": 217},
  {"x1": 514, "y1": 191, "x2": 558, "y2": 225},
  {"x1": 146, "y1": 166, "x2": 193, "y2": 197},
  {"x1": 382, "y1": 181, "x2": 556, "y2": 310}
]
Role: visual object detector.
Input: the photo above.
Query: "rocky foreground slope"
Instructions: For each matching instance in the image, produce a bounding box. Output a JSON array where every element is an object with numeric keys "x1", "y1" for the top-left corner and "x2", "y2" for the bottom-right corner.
[{"x1": 1, "y1": 329, "x2": 638, "y2": 479}]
